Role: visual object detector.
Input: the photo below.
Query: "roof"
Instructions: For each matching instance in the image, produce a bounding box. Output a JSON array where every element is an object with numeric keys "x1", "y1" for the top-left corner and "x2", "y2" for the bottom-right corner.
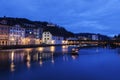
[{"x1": 44, "y1": 27, "x2": 64, "y2": 37}]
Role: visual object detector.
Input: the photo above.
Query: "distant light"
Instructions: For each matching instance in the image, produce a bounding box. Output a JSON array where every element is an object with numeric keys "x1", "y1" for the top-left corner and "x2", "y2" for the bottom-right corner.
[
  {"x1": 51, "y1": 40, "x2": 55, "y2": 44},
  {"x1": 11, "y1": 51, "x2": 14, "y2": 61},
  {"x1": 10, "y1": 62, "x2": 15, "y2": 72},
  {"x1": 27, "y1": 61, "x2": 31, "y2": 68},
  {"x1": 39, "y1": 59, "x2": 43, "y2": 66},
  {"x1": 38, "y1": 47, "x2": 43, "y2": 52},
  {"x1": 30, "y1": 32, "x2": 32, "y2": 34},
  {"x1": 50, "y1": 46, "x2": 55, "y2": 52}
]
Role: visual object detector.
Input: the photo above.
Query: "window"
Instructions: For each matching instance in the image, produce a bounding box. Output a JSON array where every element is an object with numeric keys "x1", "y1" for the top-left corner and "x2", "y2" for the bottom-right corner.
[{"x1": 58, "y1": 37, "x2": 60, "y2": 40}]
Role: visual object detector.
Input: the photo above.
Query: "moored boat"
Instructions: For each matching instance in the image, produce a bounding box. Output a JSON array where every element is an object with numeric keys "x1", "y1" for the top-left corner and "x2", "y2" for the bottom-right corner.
[{"x1": 71, "y1": 48, "x2": 79, "y2": 55}]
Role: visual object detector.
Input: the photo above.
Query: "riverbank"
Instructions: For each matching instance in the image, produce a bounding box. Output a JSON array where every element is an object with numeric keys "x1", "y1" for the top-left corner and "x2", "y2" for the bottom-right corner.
[
  {"x1": 0, "y1": 44, "x2": 101, "y2": 50},
  {"x1": 0, "y1": 44, "x2": 67, "y2": 50}
]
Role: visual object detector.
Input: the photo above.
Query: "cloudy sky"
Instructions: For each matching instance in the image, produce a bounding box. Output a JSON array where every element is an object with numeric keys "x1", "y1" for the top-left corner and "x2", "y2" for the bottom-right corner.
[{"x1": 0, "y1": 0, "x2": 120, "y2": 36}]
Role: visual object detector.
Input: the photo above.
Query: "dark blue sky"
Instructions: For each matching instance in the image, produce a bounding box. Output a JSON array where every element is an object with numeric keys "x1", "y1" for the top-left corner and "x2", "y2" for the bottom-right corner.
[{"x1": 0, "y1": 0, "x2": 120, "y2": 36}]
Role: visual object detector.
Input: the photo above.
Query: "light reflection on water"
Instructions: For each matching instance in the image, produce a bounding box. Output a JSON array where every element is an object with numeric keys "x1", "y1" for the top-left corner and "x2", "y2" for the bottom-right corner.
[
  {"x1": 1, "y1": 46, "x2": 120, "y2": 80},
  {"x1": 0, "y1": 45, "x2": 70, "y2": 72}
]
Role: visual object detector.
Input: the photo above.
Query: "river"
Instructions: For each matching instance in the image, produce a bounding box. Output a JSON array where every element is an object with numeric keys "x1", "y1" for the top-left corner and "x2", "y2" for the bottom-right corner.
[{"x1": 0, "y1": 46, "x2": 120, "y2": 80}]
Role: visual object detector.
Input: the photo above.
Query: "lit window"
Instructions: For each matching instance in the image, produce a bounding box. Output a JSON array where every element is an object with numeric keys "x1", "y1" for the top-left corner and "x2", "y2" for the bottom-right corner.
[{"x1": 30, "y1": 32, "x2": 32, "y2": 34}]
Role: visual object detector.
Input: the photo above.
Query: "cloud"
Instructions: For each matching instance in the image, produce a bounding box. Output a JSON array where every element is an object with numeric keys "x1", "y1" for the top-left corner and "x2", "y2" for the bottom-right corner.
[
  {"x1": 78, "y1": 0, "x2": 120, "y2": 17},
  {"x1": 0, "y1": 0, "x2": 120, "y2": 36}
]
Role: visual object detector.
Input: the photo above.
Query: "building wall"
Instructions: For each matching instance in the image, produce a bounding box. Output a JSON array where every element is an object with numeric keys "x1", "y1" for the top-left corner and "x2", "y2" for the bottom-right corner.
[
  {"x1": 52, "y1": 36, "x2": 64, "y2": 44},
  {"x1": 25, "y1": 27, "x2": 43, "y2": 45},
  {"x1": 92, "y1": 35, "x2": 98, "y2": 40},
  {"x1": 0, "y1": 25, "x2": 9, "y2": 45},
  {"x1": 42, "y1": 32, "x2": 64, "y2": 44},
  {"x1": 42, "y1": 32, "x2": 52, "y2": 44},
  {"x1": 9, "y1": 24, "x2": 25, "y2": 45}
]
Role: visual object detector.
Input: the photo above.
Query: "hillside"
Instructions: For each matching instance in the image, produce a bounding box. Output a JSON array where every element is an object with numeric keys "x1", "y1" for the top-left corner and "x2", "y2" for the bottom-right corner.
[
  {"x1": 0, "y1": 17, "x2": 74, "y2": 38},
  {"x1": 0, "y1": 17, "x2": 111, "y2": 40}
]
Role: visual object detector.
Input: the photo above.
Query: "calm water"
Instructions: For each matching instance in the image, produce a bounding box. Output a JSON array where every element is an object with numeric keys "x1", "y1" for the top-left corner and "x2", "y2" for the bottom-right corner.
[{"x1": 0, "y1": 46, "x2": 120, "y2": 80}]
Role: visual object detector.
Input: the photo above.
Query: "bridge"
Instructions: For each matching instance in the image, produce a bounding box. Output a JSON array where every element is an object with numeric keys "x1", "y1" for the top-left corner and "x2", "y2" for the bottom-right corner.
[{"x1": 67, "y1": 40, "x2": 120, "y2": 47}]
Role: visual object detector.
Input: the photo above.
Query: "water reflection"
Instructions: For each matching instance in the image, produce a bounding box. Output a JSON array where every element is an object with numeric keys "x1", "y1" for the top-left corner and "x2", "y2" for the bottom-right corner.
[
  {"x1": 71, "y1": 55, "x2": 78, "y2": 60},
  {"x1": 10, "y1": 51, "x2": 15, "y2": 72},
  {"x1": 10, "y1": 62, "x2": 15, "y2": 72},
  {"x1": 11, "y1": 51, "x2": 14, "y2": 61},
  {"x1": 26, "y1": 53, "x2": 31, "y2": 68},
  {"x1": 63, "y1": 55, "x2": 68, "y2": 61},
  {"x1": 37, "y1": 47, "x2": 43, "y2": 52},
  {"x1": 39, "y1": 57, "x2": 43, "y2": 66},
  {"x1": 96, "y1": 48, "x2": 99, "y2": 52},
  {"x1": 51, "y1": 53, "x2": 54, "y2": 64},
  {"x1": 50, "y1": 46, "x2": 55, "y2": 52},
  {"x1": 2, "y1": 47, "x2": 120, "y2": 80},
  {"x1": 0, "y1": 46, "x2": 72, "y2": 72},
  {"x1": 62, "y1": 45, "x2": 68, "y2": 54}
]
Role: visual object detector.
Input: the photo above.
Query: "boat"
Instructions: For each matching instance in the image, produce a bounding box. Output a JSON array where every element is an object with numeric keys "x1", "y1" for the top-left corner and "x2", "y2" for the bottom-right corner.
[{"x1": 71, "y1": 48, "x2": 79, "y2": 55}]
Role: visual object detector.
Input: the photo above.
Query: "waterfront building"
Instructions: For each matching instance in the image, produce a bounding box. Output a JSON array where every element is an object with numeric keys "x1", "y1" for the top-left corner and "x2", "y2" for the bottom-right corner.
[
  {"x1": 0, "y1": 24, "x2": 9, "y2": 45},
  {"x1": 0, "y1": 17, "x2": 43, "y2": 45},
  {"x1": 9, "y1": 24, "x2": 25, "y2": 45},
  {"x1": 92, "y1": 34, "x2": 99, "y2": 40},
  {"x1": 77, "y1": 36, "x2": 89, "y2": 40},
  {"x1": 67, "y1": 37, "x2": 79, "y2": 45},
  {"x1": 42, "y1": 31, "x2": 64, "y2": 44},
  {"x1": 24, "y1": 23, "x2": 43, "y2": 45}
]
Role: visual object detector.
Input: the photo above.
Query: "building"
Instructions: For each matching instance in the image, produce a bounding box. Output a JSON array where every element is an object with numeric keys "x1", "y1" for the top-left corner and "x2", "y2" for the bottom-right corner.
[
  {"x1": 92, "y1": 35, "x2": 99, "y2": 40},
  {"x1": 67, "y1": 37, "x2": 79, "y2": 44},
  {"x1": 0, "y1": 17, "x2": 43, "y2": 45},
  {"x1": 42, "y1": 31, "x2": 64, "y2": 44},
  {"x1": 9, "y1": 24, "x2": 25, "y2": 45},
  {"x1": 0, "y1": 24, "x2": 9, "y2": 45},
  {"x1": 24, "y1": 23, "x2": 43, "y2": 45}
]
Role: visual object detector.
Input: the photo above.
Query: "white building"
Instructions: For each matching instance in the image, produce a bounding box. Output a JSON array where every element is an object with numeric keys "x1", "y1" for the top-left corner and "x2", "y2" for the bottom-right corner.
[
  {"x1": 9, "y1": 24, "x2": 25, "y2": 45},
  {"x1": 42, "y1": 31, "x2": 64, "y2": 44}
]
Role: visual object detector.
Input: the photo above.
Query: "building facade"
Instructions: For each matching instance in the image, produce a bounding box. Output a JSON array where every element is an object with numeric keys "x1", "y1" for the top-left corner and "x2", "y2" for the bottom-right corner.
[
  {"x1": 24, "y1": 24, "x2": 43, "y2": 45},
  {"x1": 92, "y1": 35, "x2": 99, "y2": 40},
  {"x1": 42, "y1": 31, "x2": 64, "y2": 44},
  {"x1": 9, "y1": 24, "x2": 25, "y2": 45},
  {"x1": 0, "y1": 17, "x2": 43, "y2": 45},
  {"x1": 0, "y1": 24, "x2": 9, "y2": 45}
]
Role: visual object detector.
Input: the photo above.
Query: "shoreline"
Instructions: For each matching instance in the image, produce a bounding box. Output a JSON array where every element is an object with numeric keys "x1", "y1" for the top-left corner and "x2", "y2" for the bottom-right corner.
[
  {"x1": 0, "y1": 44, "x2": 103, "y2": 50},
  {"x1": 0, "y1": 44, "x2": 70, "y2": 50}
]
